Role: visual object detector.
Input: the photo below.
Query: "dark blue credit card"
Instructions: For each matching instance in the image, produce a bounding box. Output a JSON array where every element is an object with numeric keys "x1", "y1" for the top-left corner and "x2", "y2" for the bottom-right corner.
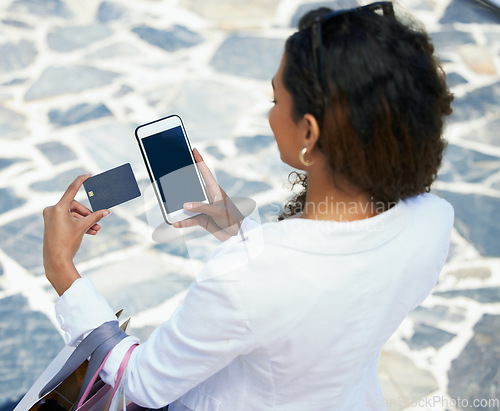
[{"x1": 83, "y1": 163, "x2": 141, "y2": 211}]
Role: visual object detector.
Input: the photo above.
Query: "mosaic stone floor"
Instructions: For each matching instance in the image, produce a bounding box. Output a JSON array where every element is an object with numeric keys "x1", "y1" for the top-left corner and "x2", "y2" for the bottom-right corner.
[{"x1": 0, "y1": 0, "x2": 499, "y2": 410}]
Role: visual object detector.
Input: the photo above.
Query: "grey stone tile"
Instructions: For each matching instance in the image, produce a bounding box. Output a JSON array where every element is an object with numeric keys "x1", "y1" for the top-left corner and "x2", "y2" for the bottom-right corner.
[
  {"x1": 451, "y1": 81, "x2": 500, "y2": 123},
  {"x1": 1, "y1": 19, "x2": 32, "y2": 29},
  {"x1": 434, "y1": 286, "x2": 500, "y2": 303},
  {"x1": 36, "y1": 141, "x2": 78, "y2": 165},
  {"x1": 84, "y1": 251, "x2": 191, "y2": 315},
  {"x1": 0, "y1": 188, "x2": 26, "y2": 213},
  {"x1": 429, "y1": 30, "x2": 475, "y2": 54},
  {"x1": 492, "y1": 180, "x2": 500, "y2": 190},
  {"x1": 180, "y1": 0, "x2": 278, "y2": 23},
  {"x1": 440, "y1": 0, "x2": 500, "y2": 24},
  {"x1": 0, "y1": 40, "x2": 37, "y2": 74},
  {"x1": 466, "y1": 117, "x2": 500, "y2": 146},
  {"x1": 97, "y1": 1, "x2": 129, "y2": 22},
  {"x1": 47, "y1": 24, "x2": 113, "y2": 52},
  {"x1": 167, "y1": 80, "x2": 256, "y2": 141},
  {"x1": 154, "y1": 242, "x2": 190, "y2": 259},
  {"x1": 235, "y1": 134, "x2": 275, "y2": 153},
  {"x1": 459, "y1": 44, "x2": 497, "y2": 75},
  {"x1": 0, "y1": 294, "x2": 64, "y2": 408},
  {"x1": 114, "y1": 84, "x2": 133, "y2": 97},
  {"x1": 24, "y1": 66, "x2": 119, "y2": 101},
  {"x1": 446, "y1": 72, "x2": 468, "y2": 88},
  {"x1": 97, "y1": 274, "x2": 190, "y2": 316},
  {"x1": 9, "y1": 0, "x2": 72, "y2": 18},
  {"x1": 87, "y1": 43, "x2": 139, "y2": 59},
  {"x1": 204, "y1": 146, "x2": 225, "y2": 160},
  {"x1": 0, "y1": 212, "x2": 139, "y2": 275},
  {"x1": 211, "y1": 35, "x2": 283, "y2": 81},
  {"x1": 256, "y1": 151, "x2": 296, "y2": 181},
  {"x1": 78, "y1": 121, "x2": 144, "y2": 172},
  {"x1": 486, "y1": 31, "x2": 500, "y2": 45},
  {"x1": 378, "y1": 349, "x2": 439, "y2": 410},
  {"x1": 2, "y1": 78, "x2": 28, "y2": 86},
  {"x1": 413, "y1": 0, "x2": 434, "y2": 11},
  {"x1": 290, "y1": 1, "x2": 355, "y2": 28},
  {"x1": 215, "y1": 169, "x2": 272, "y2": 197},
  {"x1": 408, "y1": 305, "x2": 466, "y2": 324},
  {"x1": 30, "y1": 167, "x2": 87, "y2": 192},
  {"x1": 0, "y1": 398, "x2": 20, "y2": 410},
  {"x1": 448, "y1": 266, "x2": 492, "y2": 280},
  {"x1": 0, "y1": 214, "x2": 44, "y2": 274},
  {"x1": 446, "y1": 236, "x2": 465, "y2": 263},
  {"x1": 132, "y1": 24, "x2": 203, "y2": 52},
  {"x1": 75, "y1": 214, "x2": 141, "y2": 266},
  {"x1": 433, "y1": 189, "x2": 500, "y2": 257},
  {"x1": 128, "y1": 325, "x2": 156, "y2": 343},
  {"x1": 0, "y1": 107, "x2": 28, "y2": 140},
  {"x1": 405, "y1": 323, "x2": 456, "y2": 350},
  {"x1": 258, "y1": 202, "x2": 283, "y2": 223},
  {"x1": 48, "y1": 103, "x2": 112, "y2": 127},
  {"x1": 0, "y1": 157, "x2": 28, "y2": 171},
  {"x1": 438, "y1": 144, "x2": 500, "y2": 183},
  {"x1": 448, "y1": 314, "x2": 500, "y2": 409},
  {"x1": 152, "y1": 223, "x2": 220, "y2": 260}
]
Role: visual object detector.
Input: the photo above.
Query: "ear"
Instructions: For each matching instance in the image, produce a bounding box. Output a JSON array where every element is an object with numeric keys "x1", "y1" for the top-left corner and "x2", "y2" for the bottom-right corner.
[{"x1": 301, "y1": 113, "x2": 320, "y2": 150}]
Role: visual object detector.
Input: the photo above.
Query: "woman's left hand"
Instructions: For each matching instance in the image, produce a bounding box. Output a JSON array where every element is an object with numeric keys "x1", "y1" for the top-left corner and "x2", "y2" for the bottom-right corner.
[{"x1": 43, "y1": 174, "x2": 110, "y2": 295}]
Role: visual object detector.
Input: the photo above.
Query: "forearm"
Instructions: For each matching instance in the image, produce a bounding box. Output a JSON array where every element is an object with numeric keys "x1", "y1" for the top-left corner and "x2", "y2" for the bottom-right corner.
[{"x1": 45, "y1": 260, "x2": 81, "y2": 297}]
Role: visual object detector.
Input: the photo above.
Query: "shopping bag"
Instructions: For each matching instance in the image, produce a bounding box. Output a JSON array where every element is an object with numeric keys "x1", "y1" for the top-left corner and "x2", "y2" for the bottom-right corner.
[
  {"x1": 16, "y1": 312, "x2": 130, "y2": 411},
  {"x1": 76, "y1": 344, "x2": 141, "y2": 411}
]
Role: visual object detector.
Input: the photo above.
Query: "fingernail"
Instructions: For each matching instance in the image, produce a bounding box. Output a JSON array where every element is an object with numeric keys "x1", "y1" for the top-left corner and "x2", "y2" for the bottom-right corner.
[
  {"x1": 82, "y1": 173, "x2": 91, "y2": 177},
  {"x1": 184, "y1": 203, "x2": 193, "y2": 210},
  {"x1": 103, "y1": 210, "x2": 111, "y2": 217},
  {"x1": 173, "y1": 222, "x2": 180, "y2": 228}
]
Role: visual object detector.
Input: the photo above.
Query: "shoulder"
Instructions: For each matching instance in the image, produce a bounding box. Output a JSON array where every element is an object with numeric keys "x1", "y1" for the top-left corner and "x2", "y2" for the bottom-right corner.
[
  {"x1": 196, "y1": 220, "x2": 281, "y2": 282},
  {"x1": 403, "y1": 193, "x2": 454, "y2": 229}
]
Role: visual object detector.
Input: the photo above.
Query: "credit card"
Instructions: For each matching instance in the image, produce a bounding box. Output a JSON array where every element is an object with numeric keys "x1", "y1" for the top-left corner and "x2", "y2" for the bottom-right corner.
[{"x1": 83, "y1": 163, "x2": 141, "y2": 211}]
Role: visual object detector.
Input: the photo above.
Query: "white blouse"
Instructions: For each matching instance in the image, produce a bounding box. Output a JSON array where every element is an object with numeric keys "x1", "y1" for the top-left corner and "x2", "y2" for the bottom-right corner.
[{"x1": 55, "y1": 193, "x2": 454, "y2": 410}]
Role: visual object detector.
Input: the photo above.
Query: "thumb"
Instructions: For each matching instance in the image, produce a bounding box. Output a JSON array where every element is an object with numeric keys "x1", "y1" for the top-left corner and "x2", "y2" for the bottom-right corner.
[
  {"x1": 184, "y1": 202, "x2": 225, "y2": 218},
  {"x1": 82, "y1": 209, "x2": 111, "y2": 231}
]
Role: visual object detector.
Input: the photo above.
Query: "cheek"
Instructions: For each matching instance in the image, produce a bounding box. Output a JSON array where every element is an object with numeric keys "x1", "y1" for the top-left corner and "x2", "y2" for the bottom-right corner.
[
  {"x1": 268, "y1": 107, "x2": 282, "y2": 147},
  {"x1": 268, "y1": 106, "x2": 276, "y2": 133}
]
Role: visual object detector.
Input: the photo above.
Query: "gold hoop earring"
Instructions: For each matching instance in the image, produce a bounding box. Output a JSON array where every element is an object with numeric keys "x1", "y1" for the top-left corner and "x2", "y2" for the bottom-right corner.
[{"x1": 299, "y1": 147, "x2": 314, "y2": 167}]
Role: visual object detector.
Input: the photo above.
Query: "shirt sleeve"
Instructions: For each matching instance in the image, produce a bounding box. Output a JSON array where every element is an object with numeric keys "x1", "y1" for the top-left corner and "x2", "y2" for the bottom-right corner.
[
  {"x1": 55, "y1": 277, "x2": 117, "y2": 346},
  {"x1": 121, "y1": 270, "x2": 257, "y2": 408},
  {"x1": 238, "y1": 217, "x2": 260, "y2": 238},
  {"x1": 54, "y1": 265, "x2": 257, "y2": 409}
]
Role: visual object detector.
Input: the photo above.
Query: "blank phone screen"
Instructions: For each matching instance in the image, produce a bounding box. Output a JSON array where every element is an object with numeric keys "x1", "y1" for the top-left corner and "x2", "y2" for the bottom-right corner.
[{"x1": 142, "y1": 125, "x2": 206, "y2": 214}]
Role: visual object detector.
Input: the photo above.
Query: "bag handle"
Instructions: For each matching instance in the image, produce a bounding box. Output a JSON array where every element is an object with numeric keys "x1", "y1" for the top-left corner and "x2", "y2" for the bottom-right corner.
[
  {"x1": 110, "y1": 343, "x2": 139, "y2": 400},
  {"x1": 76, "y1": 328, "x2": 128, "y2": 403},
  {"x1": 39, "y1": 320, "x2": 127, "y2": 399},
  {"x1": 76, "y1": 349, "x2": 113, "y2": 409},
  {"x1": 77, "y1": 343, "x2": 139, "y2": 410}
]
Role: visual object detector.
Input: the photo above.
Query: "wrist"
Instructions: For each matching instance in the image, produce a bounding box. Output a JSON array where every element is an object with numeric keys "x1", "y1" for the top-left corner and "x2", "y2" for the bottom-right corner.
[{"x1": 45, "y1": 260, "x2": 81, "y2": 296}]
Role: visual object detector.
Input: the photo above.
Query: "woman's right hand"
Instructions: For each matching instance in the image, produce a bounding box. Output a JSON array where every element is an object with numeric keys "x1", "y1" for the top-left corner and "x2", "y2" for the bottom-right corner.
[{"x1": 173, "y1": 149, "x2": 246, "y2": 242}]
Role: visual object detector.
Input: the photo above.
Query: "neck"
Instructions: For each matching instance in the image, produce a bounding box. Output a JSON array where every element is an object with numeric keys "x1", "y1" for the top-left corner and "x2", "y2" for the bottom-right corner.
[{"x1": 300, "y1": 164, "x2": 378, "y2": 222}]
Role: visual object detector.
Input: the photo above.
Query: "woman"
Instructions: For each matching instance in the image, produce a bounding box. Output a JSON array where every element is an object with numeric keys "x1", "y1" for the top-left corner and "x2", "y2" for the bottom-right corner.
[{"x1": 42, "y1": 2, "x2": 454, "y2": 410}]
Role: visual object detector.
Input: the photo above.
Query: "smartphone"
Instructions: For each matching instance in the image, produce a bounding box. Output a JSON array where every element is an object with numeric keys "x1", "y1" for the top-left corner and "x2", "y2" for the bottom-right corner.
[{"x1": 135, "y1": 114, "x2": 209, "y2": 224}]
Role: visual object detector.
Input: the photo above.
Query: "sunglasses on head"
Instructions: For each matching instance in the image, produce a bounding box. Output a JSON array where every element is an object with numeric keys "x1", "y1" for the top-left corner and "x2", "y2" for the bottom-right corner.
[{"x1": 301, "y1": 1, "x2": 395, "y2": 111}]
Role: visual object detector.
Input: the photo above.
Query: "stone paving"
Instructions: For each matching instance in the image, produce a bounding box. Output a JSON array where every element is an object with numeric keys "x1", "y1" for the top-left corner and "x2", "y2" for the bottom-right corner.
[{"x1": 0, "y1": 0, "x2": 499, "y2": 410}]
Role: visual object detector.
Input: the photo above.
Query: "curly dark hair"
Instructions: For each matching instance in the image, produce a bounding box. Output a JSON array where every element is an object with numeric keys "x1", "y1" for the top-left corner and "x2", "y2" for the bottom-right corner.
[{"x1": 279, "y1": 5, "x2": 453, "y2": 220}]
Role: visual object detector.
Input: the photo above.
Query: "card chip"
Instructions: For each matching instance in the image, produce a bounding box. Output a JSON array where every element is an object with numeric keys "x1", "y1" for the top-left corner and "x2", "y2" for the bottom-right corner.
[{"x1": 88, "y1": 191, "x2": 94, "y2": 197}]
